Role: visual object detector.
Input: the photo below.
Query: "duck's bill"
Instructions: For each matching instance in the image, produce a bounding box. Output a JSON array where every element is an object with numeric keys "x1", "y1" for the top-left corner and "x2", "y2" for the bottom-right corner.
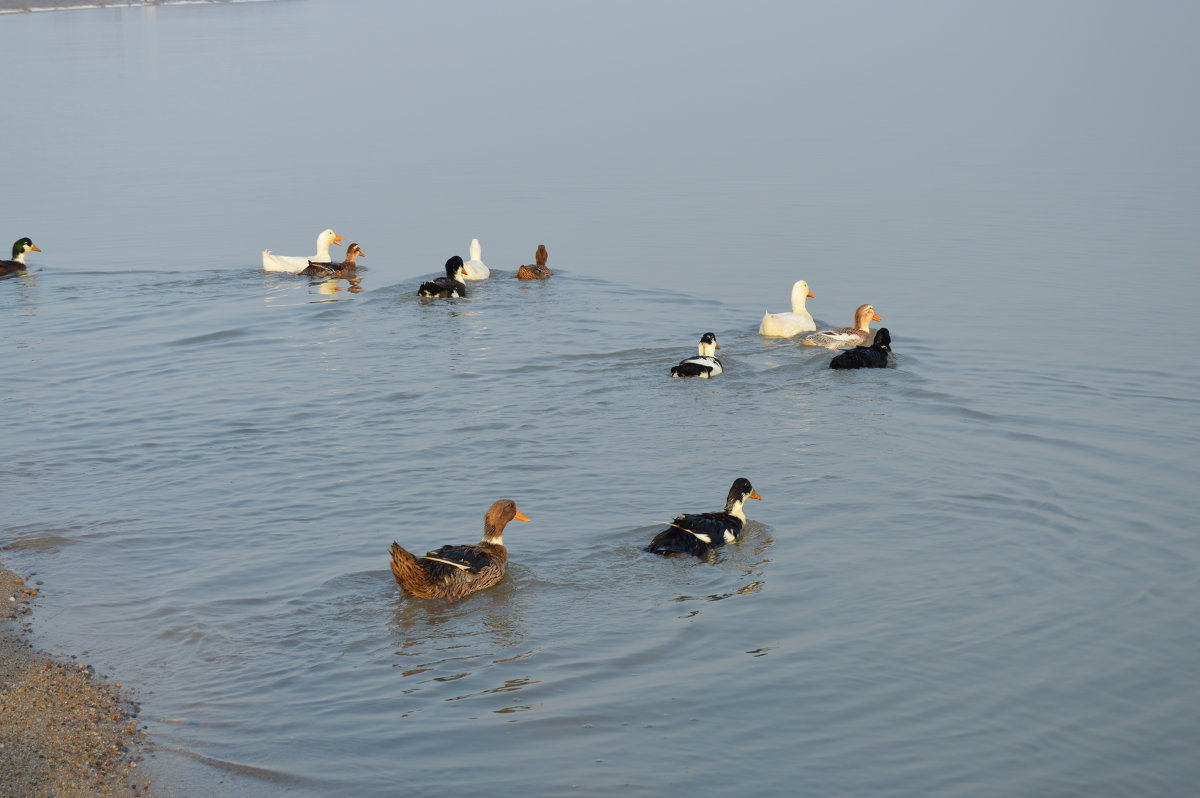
[
  {"x1": 749, "y1": 490, "x2": 763, "y2": 500},
  {"x1": 872, "y1": 313, "x2": 882, "y2": 321},
  {"x1": 807, "y1": 291, "x2": 815, "y2": 298},
  {"x1": 514, "y1": 510, "x2": 532, "y2": 522},
  {"x1": 715, "y1": 344, "x2": 722, "y2": 349},
  {"x1": 31, "y1": 245, "x2": 42, "y2": 252},
  {"x1": 333, "y1": 236, "x2": 345, "y2": 246}
]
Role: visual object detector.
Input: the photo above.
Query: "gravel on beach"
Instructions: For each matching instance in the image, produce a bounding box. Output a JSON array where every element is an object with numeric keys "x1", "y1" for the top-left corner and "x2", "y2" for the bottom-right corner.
[{"x1": 0, "y1": 564, "x2": 155, "y2": 797}]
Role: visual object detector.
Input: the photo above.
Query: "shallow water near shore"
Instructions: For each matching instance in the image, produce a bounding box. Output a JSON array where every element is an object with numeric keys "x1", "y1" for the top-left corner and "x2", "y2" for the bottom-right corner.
[{"x1": 3, "y1": 1, "x2": 1200, "y2": 796}]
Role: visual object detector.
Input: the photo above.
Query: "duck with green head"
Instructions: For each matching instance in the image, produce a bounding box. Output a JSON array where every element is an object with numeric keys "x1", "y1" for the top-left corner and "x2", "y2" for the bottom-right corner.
[{"x1": 0, "y1": 237, "x2": 41, "y2": 277}]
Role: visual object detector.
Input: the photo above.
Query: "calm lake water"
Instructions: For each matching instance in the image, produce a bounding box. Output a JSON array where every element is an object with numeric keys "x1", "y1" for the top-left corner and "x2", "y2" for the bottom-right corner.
[{"x1": 3, "y1": 1, "x2": 1199, "y2": 795}]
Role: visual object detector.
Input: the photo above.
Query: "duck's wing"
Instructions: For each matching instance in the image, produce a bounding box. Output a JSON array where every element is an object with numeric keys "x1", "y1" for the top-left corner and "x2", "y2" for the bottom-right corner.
[
  {"x1": 421, "y1": 544, "x2": 493, "y2": 574},
  {"x1": 670, "y1": 356, "x2": 721, "y2": 378},
  {"x1": 672, "y1": 511, "x2": 742, "y2": 544}
]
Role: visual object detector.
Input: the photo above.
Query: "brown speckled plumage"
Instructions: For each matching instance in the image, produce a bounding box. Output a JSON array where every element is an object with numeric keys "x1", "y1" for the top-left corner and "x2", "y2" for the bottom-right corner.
[
  {"x1": 516, "y1": 244, "x2": 553, "y2": 280},
  {"x1": 302, "y1": 243, "x2": 365, "y2": 276},
  {"x1": 389, "y1": 499, "x2": 530, "y2": 601}
]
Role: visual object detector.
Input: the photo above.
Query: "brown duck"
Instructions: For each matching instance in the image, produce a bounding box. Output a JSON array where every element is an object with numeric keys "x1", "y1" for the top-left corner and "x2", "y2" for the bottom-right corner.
[
  {"x1": 302, "y1": 243, "x2": 365, "y2": 276},
  {"x1": 516, "y1": 244, "x2": 553, "y2": 280},
  {"x1": 389, "y1": 499, "x2": 531, "y2": 601}
]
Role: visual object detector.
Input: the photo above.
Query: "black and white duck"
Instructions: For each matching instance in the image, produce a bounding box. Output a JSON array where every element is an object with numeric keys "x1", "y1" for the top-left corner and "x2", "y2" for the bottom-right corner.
[
  {"x1": 670, "y1": 332, "x2": 723, "y2": 378},
  {"x1": 417, "y1": 256, "x2": 469, "y2": 298},
  {"x1": 646, "y1": 478, "x2": 763, "y2": 557}
]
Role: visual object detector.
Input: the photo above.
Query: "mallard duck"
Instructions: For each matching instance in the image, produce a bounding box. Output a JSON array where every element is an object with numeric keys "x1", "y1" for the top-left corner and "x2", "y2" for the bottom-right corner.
[
  {"x1": 670, "y1": 332, "x2": 723, "y2": 378},
  {"x1": 759, "y1": 280, "x2": 816, "y2": 336},
  {"x1": 645, "y1": 478, "x2": 763, "y2": 557},
  {"x1": 516, "y1": 244, "x2": 553, "y2": 280},
  {"x1": 261, "y1": 229, "x2": 344, "y2": 273},
  {"x1": 0, "y1": 237, "x2": 41, "y2": 277},
  {"x1": 462, "y1": 238, "x2": 490, "y2": 279},
  {"x1": 801, "y1": 304, "x2": 881, "y2": 349},
  {"x1": 389, "y1": 499, "x2": 531, "y2": 601},
  {"x1": 417, "y1": 256, "x2": 468, "y2": 297},
  {"x1": 830, "y1": 328, "x2": 893, "y2": 369},
  {"x1": 301, "y1": 243, "x2": 365, "y2": 276}
]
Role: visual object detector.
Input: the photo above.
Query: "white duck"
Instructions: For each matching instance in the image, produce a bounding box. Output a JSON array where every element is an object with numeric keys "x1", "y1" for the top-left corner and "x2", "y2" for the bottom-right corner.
[
  {"x1": 802, "y1": 304, "x2": 882, "y2": 349},
  {"x1": 262, "y1": 229, "x2": 344, "y2": 273},
  {"x1": 759, "y1": 280, "x2": 816, "y2": 337},
  {"x1": 462, "y1": 238, "x2": 490, "y2": 280}
]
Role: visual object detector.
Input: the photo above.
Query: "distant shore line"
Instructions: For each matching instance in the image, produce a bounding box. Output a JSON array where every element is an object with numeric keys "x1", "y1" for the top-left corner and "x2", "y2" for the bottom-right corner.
[{"x1": 0, "y1": 0, "x2": 275, "y2": 14}]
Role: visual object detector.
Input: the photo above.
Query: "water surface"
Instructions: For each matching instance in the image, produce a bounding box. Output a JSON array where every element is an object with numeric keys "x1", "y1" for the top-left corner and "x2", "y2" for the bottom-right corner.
[{"x1": 3, "y1": 2, "x2": 1199, "y2": 796}]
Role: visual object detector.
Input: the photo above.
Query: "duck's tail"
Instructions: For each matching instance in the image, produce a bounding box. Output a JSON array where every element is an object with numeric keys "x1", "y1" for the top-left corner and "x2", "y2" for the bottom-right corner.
[{"x1": 389, "y1": 542, "x2": 429, "y2": 592}]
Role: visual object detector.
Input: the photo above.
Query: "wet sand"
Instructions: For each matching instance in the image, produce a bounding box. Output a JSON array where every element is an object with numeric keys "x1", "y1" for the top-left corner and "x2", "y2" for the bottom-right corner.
[{"x1": 0, "y1": 565, "x2": 154, "y2": 797}]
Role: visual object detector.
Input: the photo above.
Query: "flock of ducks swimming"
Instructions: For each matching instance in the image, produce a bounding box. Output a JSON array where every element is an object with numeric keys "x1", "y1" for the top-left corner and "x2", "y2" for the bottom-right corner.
[{"x1": 4, "y1": 231, "x2": 893, "y2": 602}]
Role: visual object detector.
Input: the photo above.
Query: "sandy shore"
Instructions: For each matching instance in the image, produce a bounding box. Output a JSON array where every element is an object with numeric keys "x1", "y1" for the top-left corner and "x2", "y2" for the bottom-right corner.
[{"x1": 0, "y1": 564, "x2": 154, "y2": 797}]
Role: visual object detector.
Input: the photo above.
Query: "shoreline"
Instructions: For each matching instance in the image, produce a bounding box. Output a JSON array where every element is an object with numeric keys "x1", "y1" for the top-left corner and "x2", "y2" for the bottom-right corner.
[
  {"x1": 0, "y1": 0, "x2": 274, "y2": 14},
  {"x1": 0, "y1": 563, "x2": 154, "y2": 797}
]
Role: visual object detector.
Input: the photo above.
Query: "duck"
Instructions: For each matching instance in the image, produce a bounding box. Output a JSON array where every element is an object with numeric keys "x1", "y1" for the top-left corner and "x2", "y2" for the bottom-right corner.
[
  {"x1": 829, "y1": 327, "x2": 893, "y2": 369},
  {"x1": 516, "y1": 244, "x2": 553, "y2": 280},
  {"x1": 645, "y1": 478, "x2": 763, "y2": 557},
  {"x1": 417, "y1": 256, "x2": 469, "y2": 297},
  {"x1": 262, "y1": 229, "x2": 344, "y2": 273},
  {"x1": 461, "y1": 238, "x2": 490, "y2": 279},
  {"x1": 389, "y1": 499, "x2": 531, "y2": 601},
  {"x1": 0, "y1": 238, "x2": 40, "y2": 277},
  {"x1": 670, "y1": 332, "x2": 723, "y2": 378},
  {"x1": 759, "y1": 280, "x2": 816, "y2": 336},
  {"x1": 301, "y1": 243, "x2": 365, "y2": 276},
  {"x1": 801, "y1": 304, "x2": 882, "y2": 349}
]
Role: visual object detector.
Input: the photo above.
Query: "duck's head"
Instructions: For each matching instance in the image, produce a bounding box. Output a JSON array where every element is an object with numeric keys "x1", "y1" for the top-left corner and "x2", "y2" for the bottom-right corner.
[
  {"x1": 698, "y1": 332, "x2": 721, "y2": 357},
  {"x1": 482, "y1": 499, "x2": 532, "y2": 544},
  {"x1": 725, "y1": 478, "x2": 763, "y2": 512},
  {"x1": 344, "y1": 243, "x2": 365, "y2": 262},
  {"x1": 854, "y1": 304, "x2": 882, "y2": 328},
  {"x1": 11, "y1": 237, "x2": 40, "y2": 261},
  {"x1": 535, "y1": 244, "x2": 548, "y2": 267},
  {"x1": 872, "y1": 327, "x2": 892, "y2": 351},
  {"x1": 792, "y1": 280, "x2": 815, "y2": 299},
  {"x1": 445, "y1": 255, "x2": 467, "y2": 280},
  {"x1": 318, "y1": 229, "x2": 345, "y2": 249}
]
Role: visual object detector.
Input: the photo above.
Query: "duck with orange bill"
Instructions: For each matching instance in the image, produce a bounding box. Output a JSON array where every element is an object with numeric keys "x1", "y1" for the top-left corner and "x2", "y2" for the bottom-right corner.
[
  {"x1": 417, "y1": 256, "x2": 469, "y2": 298},
  {"x1": 389, "y1": 499, "x2": 531, "y2": 601},
  {"x1": 801, "y1": 303, "x2": 881, "y2": 349},
  {"x1": 759, "y1": 279, "x2": 816, "y2": 337},
  {"x1": 646, "y1": 478, "x2": 763, "y2": 557},
  {"x1": 261, "y1": 228, "x2": 344, "y2": 273},
  {"x1": 302, "y1": 243, "x2": 365, "y2": 276}
]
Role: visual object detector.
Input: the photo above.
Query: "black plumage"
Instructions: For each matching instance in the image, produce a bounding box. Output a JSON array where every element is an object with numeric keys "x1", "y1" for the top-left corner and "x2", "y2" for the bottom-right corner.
[
  {"x1": 829, "y1": 328, "x2": 892, "y2": 370},
  {"x1": 418, "y1": 256, "x2": 468, "y2": 298},
  {"x1": 646, "y1": 477, "x2": 763, "y2": 557}
]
